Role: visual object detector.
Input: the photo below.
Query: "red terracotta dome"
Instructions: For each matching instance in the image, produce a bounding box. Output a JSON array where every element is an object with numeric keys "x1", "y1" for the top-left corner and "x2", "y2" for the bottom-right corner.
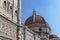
[
  {"x1": 25, "y1": 9, "x2": 46, "y2": 26},
  {"x1": 49, "y1": 34, "x2": 59, "y2": 39}
]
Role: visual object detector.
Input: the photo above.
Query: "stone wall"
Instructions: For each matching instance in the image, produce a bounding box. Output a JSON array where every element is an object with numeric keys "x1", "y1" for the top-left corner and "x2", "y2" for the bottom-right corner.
[
  {"x1": 0, "y1": 0, "x2": 18, "y2": 23},
  {"x1": 18, "y1": 26, "x2": 41, "y2": 40},
  {"x1": 0, "y1": 16, "x2": 17, "y2": 40},
  {"x1": 50, "y1": 38, "x2": 60, "y2": 40}
]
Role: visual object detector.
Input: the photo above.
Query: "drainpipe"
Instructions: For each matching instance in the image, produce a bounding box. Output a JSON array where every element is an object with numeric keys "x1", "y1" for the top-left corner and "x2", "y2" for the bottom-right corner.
[
  {"x1": 17, "y1": 0, "x2": 21, "y2": 25},
  {"x1": 24, "y1": 27, "x2": 26, "y2": 40},
  {"x1": 12, "y1": 0, "x2": 14, "y2": 21},
  {"x1": 17, "y1": 0, "x2": 21, "y2": 40}
]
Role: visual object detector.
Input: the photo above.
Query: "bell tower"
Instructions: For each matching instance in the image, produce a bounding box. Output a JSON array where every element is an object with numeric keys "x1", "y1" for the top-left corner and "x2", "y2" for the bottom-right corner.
[
  {"x1": 0, "y1": 0, "x2": 21, "y2": 40},
  {"x1": 0, "y1": 0, "x2": 21, "y2": 24}
]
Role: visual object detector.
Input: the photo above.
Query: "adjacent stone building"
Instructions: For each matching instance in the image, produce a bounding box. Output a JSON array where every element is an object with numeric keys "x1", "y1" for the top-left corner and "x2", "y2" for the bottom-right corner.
[{"x1": 0, "y1": 0, "x2": 60, "y2": 40}]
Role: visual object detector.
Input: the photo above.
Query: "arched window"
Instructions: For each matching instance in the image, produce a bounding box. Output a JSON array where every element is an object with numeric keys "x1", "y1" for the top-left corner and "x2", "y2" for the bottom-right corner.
[
  {"x1": 39, "y1": 28, "x2": 42, "y2": 32},
  {"x1": 14, "y1": 10, "x2": 17, "y2": 22},
  {"x1": 15, "y1": 10, "x2": 17, "y2": 16},
  {"x1": 10, "y1": 6, "x2": 13, "y2": 20},
  {"x1": 10, "y1": 6, "x2": 13, "y2": 13},
  {"x1": 7, "y1": 1, "x2": 10, "y2": 12},
  {"x1": 3, "y1": 1, "x2": 6, "y2": 9}
]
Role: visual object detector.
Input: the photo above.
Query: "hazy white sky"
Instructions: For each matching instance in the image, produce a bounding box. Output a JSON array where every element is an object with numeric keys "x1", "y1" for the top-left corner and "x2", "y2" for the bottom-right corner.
[{"x1": 22, "y1": 0, "x2": 60, "y2": 37}]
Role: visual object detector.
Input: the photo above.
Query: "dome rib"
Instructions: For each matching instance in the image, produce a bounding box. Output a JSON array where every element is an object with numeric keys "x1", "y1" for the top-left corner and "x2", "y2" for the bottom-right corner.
[{"x1": 25, "y1": 15, "x2": 46, "y2": 26}]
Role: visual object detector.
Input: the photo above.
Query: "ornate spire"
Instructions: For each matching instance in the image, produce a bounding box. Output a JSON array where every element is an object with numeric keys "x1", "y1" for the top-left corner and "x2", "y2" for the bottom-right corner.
[{"x1": 33, "y1": 9, "x2": 36, "y2": 23}]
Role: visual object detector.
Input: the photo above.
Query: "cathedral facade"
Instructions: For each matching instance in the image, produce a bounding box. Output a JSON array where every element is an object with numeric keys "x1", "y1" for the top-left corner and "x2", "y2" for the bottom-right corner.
[{"x1": 0, "y1": 0, "x2": 60, "y2": 40}]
